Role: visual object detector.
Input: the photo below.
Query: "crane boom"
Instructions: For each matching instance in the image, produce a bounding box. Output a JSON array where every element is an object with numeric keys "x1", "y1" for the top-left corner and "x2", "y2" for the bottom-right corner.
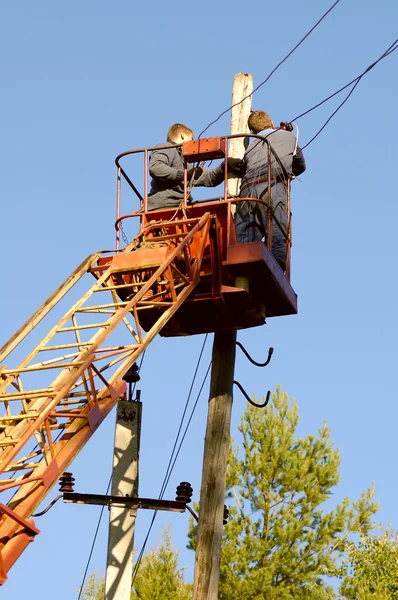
[{"x1": 0, "y1": 211, "x2": 211, "y2": 583}]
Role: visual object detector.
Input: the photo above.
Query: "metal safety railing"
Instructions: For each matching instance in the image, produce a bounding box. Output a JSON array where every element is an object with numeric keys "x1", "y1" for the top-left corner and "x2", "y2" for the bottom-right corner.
[{"x1": 114, "y1": 133, "x2": 293, "y2": 279}]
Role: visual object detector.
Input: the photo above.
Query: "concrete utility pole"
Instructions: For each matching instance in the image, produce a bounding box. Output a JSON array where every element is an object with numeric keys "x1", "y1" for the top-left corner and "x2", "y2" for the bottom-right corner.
[
  {"x1": 104, "y1": 399, "x2": 142, "y2": 600},
  {"x1": 192, "y1": 72, "x2": 253, "y2": 600}
]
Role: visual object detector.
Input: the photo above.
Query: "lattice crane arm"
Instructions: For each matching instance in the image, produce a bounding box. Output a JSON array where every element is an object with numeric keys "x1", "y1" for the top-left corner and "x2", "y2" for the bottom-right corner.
[{"x1": 0, "y1": 212, "x2": 211, "y2": 583}]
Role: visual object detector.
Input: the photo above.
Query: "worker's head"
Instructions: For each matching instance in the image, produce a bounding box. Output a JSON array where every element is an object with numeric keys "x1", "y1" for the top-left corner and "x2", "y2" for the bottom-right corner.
[
  {"x1": 248, "y1": 111, "x2": 274, "y2": 134},
  {"x1": 167, "y1": 123, "x2": 194, "y2": 144}
]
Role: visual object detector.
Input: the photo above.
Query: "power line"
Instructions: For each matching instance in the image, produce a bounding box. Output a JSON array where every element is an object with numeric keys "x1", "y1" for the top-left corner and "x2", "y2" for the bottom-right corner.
[
  {"x1": 159, "y1": 335, "x2": 208, "y2": 498},
  {"x1": 131, "y1": 348, "x2": 210, "y2": 584},
  {"x1": 77, "y1": 476, "x2": 112, "y2": 600},
  {"x1": 162, "y1": 360, "x2": 212, "y2": 494},
  {"x1": 131, "y1": 354, "x2": 212, "y2": 587},
  {"x1": 293, "y1": 38, "x2": 398, "y2": 122},
  {"x1": 131, "y1": 360, "x2": 211, "y2": 586},
  {"x1": 295, "y1": 38, "x2": 398, "y2": 149},
  {"x1": 214, "y1": 37, "x2": 397, "y2": 153},
  {"x1": 300, "y1": 79, "x2": 362, "y2": 150},
  {"x1": 198, "y1": 0, "x2": 341, "y2": 138}
]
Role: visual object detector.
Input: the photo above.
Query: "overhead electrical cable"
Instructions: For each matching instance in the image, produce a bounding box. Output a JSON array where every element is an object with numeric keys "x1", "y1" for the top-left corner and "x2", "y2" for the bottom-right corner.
[
  {"x1": 159, "y1": 334, "x2": 208, "y2": 498},
  {"x1": 239, "y1": 38, "x2": 397, "y2": 153},
  {"x1": 292, "y1": 38, "x2": 398, "y2": 123},
  {"x1": 198, "y1": 0, "x2": 341, "y2": 138},
  {"x1": 131, "y1": 356, "x2": 212, "y2": 587},
  {"x1": 296, "y1": 38, "x2": 398, "y2": 149},
  {"x1": 162, "y1": 360, "x2": 212, "y2": 496},
  {"x1": 77, "y1": 476, "x2": 112, "y2": 600}
]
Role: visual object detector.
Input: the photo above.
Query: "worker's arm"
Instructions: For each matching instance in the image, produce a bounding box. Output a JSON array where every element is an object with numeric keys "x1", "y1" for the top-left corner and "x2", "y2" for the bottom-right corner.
[
  {"x1": 198, "y1": 162, "x2": 225, "y2": 187},
  {"x1": 292, "y1": 146, "x2": 306, "y2": 177},
  {"x1": 149, "y1": 147, "x2": 184, "y2": 183},
  {"x1": 196, "y1": 157, "x2": 242, "y2": 188}
]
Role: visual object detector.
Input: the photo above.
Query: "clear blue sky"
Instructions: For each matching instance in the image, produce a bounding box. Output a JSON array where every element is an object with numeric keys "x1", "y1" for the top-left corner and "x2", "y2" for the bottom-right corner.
[{"x1": 1, "y1": 1, "x2": 397, "y2": 597}]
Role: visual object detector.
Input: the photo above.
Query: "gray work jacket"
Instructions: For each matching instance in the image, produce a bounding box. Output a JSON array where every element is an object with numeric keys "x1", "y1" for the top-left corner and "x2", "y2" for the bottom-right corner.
[
  {"x1": 147, "y1": 142, "x2": 224, "y2": 211},
  {"x1": 239, "y1": 129, "x2": 306, "y2": 208},
  {"x1": 241, "y1": 129, "x2": 306, "y2": 186}
]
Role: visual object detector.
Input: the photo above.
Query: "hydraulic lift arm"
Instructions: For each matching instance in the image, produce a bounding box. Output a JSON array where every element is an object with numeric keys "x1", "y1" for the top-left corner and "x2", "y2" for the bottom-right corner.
[{"x1": 0, "y1": 212, "x2": 211, "y2": 583}]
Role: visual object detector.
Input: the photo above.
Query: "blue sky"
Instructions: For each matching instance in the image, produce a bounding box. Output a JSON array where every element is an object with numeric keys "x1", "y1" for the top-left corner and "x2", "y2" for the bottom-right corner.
[{"x1": 1, "y1": 0, "x2": 397, "y2": 597}]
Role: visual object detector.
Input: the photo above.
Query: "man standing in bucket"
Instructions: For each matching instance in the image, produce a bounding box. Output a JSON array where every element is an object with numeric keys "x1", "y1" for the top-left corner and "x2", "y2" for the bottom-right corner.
[
  {"x1": 234, "y1": 111, "x2": 306, "y2": 271},
  {"x1": 147, "y1": 123, "x2": 225, "y2": 211}
]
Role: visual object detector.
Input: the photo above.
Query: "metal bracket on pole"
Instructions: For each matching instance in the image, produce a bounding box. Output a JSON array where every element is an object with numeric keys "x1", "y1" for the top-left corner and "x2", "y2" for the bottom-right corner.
[
  {"x1": 62, "y1": 478, "x2": 194, "y2": 515},
  {"x1": 234, "y1": 342, "x2": 274, "y2": 408},
  {"x1": 236, "y1": 341, "x2": 274, "y2": 367},
  {"x1": 63, "y1": 492, "x2": 188, "y2": 513},
  {"x1": 233, "y1": 380, "x2": 271, "y2": 409}
]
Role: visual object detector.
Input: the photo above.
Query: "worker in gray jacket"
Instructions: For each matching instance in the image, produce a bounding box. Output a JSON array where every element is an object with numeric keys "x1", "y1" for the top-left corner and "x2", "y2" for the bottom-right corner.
[
  {"x1": 147, "y1": 123, "x2": 225, "y2": 211},
  {"x1": 234, "y1": 111, "x2": 306, "y2": 271}
]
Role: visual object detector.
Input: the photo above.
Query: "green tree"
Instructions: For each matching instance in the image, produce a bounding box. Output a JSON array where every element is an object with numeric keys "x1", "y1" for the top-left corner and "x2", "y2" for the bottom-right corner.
[
  {"x1": 188, "y1": 387, "x2": 378, "y2": 599},
  {"x1": 131, "y1": 528, "x2": 191, "y2": 600},
  {"x1": 80, "y1": 572, "x2": 105, "y2": 600},
  {"x1": 80, "y1": 529, "x2": 191, "y2": 600},
  {"x1": 339, "y1": 529, "x2": 398, "y2": 599}
]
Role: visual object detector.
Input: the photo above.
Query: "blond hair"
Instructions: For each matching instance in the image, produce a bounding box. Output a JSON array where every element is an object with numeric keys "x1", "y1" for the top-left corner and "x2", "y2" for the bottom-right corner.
[
  {"x1": 248, "y1": 111, "x2": 274, "y2": 134},
  {"x1": 167, "y1": 123, "x2": 194, "y2": 142}
]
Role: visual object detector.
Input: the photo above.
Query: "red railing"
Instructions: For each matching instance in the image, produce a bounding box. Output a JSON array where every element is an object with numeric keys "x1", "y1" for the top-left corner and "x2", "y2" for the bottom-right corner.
[{"x1": 114, "y1": 134, "x2": 293, "y2": 279}]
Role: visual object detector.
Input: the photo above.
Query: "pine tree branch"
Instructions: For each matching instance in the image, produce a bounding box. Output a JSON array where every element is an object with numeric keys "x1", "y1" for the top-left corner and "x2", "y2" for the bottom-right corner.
[{"x1": 232, "y1": 486, "x2": 245, "y2": 517}]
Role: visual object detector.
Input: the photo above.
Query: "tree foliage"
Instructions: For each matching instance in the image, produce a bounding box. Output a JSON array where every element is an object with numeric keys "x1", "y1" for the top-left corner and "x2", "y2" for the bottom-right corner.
[
  {"x1": 339, "y1": 529, "x2": 398, "y2": 599},
  {"x1": 80, "y1": 572, "x2": 105, "y2": 600},
  {"x1": 82, "y1": 387, "x2": 385, "y2": 599},
  {"x1": 188, "y1": 387, "x2": 378, "y2": 599},
  {"x1": 131, "y1": 529, "x2": 191, "y2": 600},
  {"x1": 80, "y1": 529, "x2": 191, "y2": 600}
]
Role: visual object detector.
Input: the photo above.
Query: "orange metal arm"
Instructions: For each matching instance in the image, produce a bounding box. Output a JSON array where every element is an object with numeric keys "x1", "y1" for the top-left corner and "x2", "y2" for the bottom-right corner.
[{"x1": 0, "y1": 212, "x2": 213, "y2": 583}]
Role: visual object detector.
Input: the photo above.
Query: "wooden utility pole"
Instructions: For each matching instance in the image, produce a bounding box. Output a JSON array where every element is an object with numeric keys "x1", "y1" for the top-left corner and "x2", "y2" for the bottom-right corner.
[
  {"x1": 192, "y1": 72, "x2": 253, "y2": 600},
  {"x1": 228, "y1": 72, "x2": 253, "y2": 199},
  {"x1": 104, "y1": 399, "x2": 142, "y2": 600}
]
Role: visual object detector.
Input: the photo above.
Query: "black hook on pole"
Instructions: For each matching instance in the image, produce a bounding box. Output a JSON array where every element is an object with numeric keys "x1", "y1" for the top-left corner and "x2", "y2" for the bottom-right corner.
[
  {"x1": 236, "y1": 342, "x2": 274, "y2": 367},
  {"x1": 233, "y1": 380, "x2": 271, "y2": 409}
]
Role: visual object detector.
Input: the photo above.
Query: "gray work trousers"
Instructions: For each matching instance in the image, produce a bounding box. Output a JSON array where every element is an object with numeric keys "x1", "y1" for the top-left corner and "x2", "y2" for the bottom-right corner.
[{"x1": 234, "y1": 181, "x2": 288, "y2": 271}]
